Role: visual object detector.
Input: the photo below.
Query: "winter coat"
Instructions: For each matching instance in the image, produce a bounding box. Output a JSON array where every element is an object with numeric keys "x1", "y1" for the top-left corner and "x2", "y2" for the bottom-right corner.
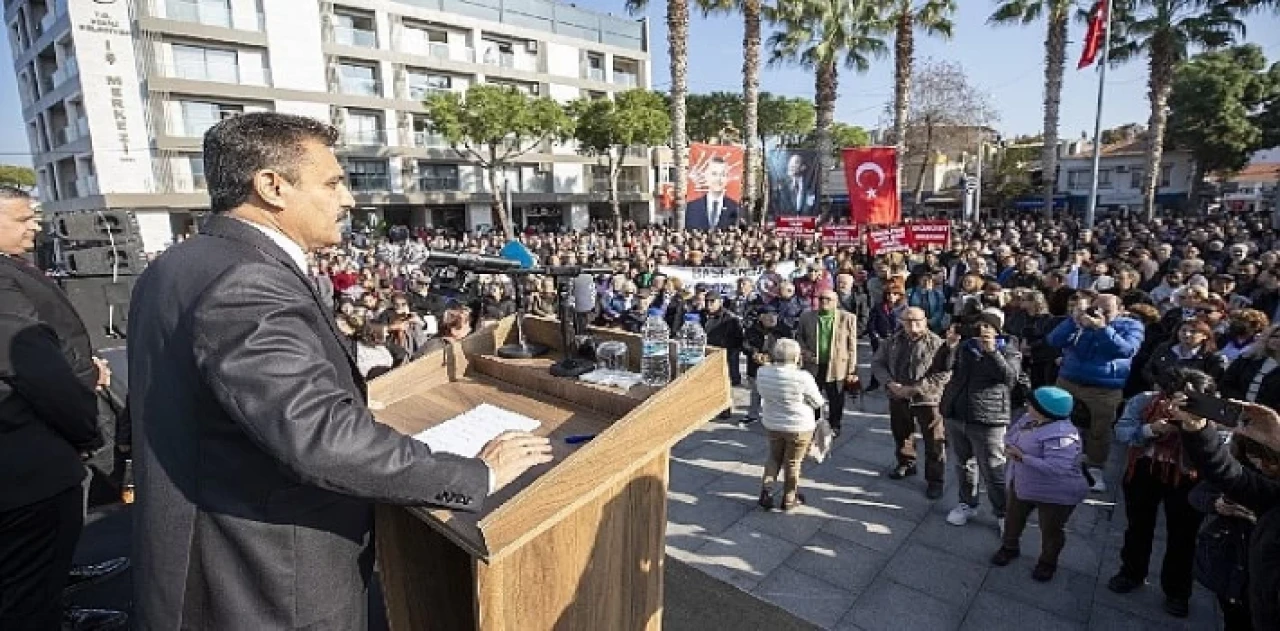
[
  {"x1": 756, "y1": 364, "x2": 824, "y2": 434},
  {"x1": 870, "y1": 330, "x2": 952, "y2": 407},
  {"x1": 940, "y1": 338, "x2": 1021, "y2": 426},
  {"x1": 1047, "y1": 316, "x2": 1144, "y2": 390},
  {"x1": 1220, "y1": 356, "x2": 1280, "y2": 410},
  {"x1": 867, "y1": 302, "x2": 904, "y2": 343},
  {"x1": 702, "y1": 309, "x2": 744, "y2": 350},
  {"x1": 1003, "y1": 413, "x2": 1089, "y2": 506},
  {"x1": 906, "y1": 288, "x2": 948, "y2": 334},
  {"x1": 1140, "y1": 341, "x2": 1228, "y2": 388},
  {"x1": 743, "y1": 323, "x2": 786, "y2": 379}
]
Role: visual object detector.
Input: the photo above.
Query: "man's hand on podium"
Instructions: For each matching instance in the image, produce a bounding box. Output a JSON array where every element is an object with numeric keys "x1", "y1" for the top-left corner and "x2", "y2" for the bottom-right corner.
[{"x1": 478, "y1": 431, "x2": 554, "y2": 493}]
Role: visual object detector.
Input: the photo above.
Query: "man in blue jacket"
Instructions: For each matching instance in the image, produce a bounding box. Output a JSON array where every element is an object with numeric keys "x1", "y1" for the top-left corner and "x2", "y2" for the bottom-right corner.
[{"x1": 1048, "y1": 293, "x2": 1144, "y2": 493}]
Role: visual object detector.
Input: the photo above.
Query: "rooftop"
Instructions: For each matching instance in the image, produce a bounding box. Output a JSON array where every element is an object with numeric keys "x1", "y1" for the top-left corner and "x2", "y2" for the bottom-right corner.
[{"x1": 1225, "y1": 162, "x2": 1280, "y2": 183}]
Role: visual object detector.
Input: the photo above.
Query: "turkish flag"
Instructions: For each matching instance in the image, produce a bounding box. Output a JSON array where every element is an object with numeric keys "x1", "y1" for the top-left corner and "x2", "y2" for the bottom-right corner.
[
  {"x1": 1078, "y1": 0, "x2": 1107, "y2": 69},
  {"x1": 842, "y1": 147, "x2": 900, "y2": 225}
]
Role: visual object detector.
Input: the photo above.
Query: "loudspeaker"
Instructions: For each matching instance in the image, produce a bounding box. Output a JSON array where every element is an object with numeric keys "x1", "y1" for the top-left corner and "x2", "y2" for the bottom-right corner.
[
  {"x1": 60, "y1": 276, "x2": 136, "y2": 349},
  {"x1": 63, "y1": 243, "x2": 148, "y2": 276},
  {"x1": 51, "y1": 209, "x2": 140, "y2": 242}
]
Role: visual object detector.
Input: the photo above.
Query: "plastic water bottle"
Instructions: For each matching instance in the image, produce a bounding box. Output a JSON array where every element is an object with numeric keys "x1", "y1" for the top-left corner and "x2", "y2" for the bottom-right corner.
[
  {"x1": 676, "y1": 314, "x2": 707, "y2": 374},
  {"x1": 641, "y1": 308, "x2": 671, "y2": 386}
]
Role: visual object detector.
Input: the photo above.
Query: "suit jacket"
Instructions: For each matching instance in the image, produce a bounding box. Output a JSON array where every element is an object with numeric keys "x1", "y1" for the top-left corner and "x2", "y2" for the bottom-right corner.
[
  {"x1": 0, "y1": 255, "x2": 101, "y2": 511},
  {"x1": 128, "y1": 215, "x2": 489, "y2": 630},
  {"x1": 771, "y1": 176, "x2": 816, "y2": 216},
  {"x1": 685, "y1": 195, "x2": 741, "y2": 230},
  {"x1": 797, "y1": 309, "x2": 859, "y2": 383}
]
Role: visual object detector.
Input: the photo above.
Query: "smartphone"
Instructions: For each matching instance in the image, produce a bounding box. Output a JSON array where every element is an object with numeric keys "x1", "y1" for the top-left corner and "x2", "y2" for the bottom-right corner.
[
  {"x1": 1085, "y1": 307, "x2": 1102, "y2": 319},
  {"x1": 1182, "y1": 391, "x2": 1245, "y2": 427}
]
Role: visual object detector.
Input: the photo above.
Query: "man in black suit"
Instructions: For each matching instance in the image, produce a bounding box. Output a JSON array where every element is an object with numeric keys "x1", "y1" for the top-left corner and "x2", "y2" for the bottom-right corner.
[
  {"x1": 770, "y1": 153, "x2": 817, "y2": 217},
  {"x1": 0, "y1": 187, "x2": 128, "y2": 630},
  {"x1": 685, "y1": 156, "x2": 741, "y2": 230},
  {"x1": 128, "y1": 113, "x2": 552, "y2": 629}
]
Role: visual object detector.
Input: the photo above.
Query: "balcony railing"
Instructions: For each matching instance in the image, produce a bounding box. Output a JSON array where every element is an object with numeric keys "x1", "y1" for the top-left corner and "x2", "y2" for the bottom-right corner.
[
  {"x1": 613, "y1": 71, "x2": 638, "y2": 88},
  {"x1": 397, "y1": 35, "x2": 476, "y2": 63},
  {"x1": 342, "y1": 128, "x2": 386, "y2": 146},
  {"x1": 585, "y1": 67, "x2": 604, "y2": 82},
  {"x1": 347, "y1": 174, "x2": 389, "y2": 192},
  {"x1": 51, "y1": 57, "x2": 78, "y2": 87},
  {"x1": 74, "y1": 175, "x2": 99, "y2": 197},
  {"x1": 75, "y1": 116, "x2": 88, "y2": 138},
  {"x1": 167, "y1": 60, "x2": 271, "y2": 86},
  {"x1": 338, "y1": 76, "x2": 380, "y2": 97},
  {"x1": 34, "y1": 12, "x2": 56, "y2": 37},
  {"x1": 521, "y1": 175, "x2": 553, "y2": 194},
  {"x1": 592, "y1": 178, "x2": 646, "y2": 194},
  {"x1": 332, "y1": 25, "x2": 377, "y2": 48},
  {"x1": 407, "y1": 84, "x2": 453, "y2": 101},
  {"x1": 60, "y1": 118, "x2": 87, "y2": 145},
  {"x1": 483, "y1": 51, "x2": 536, "y2": 72},
  {"x1": 170, "y1": 172, "x2": 208, "y2": 192},
  {"x1": 166, "y1": 0, "x2": 232, "y2": 28},
  {"x1": 418, "y1": 175, "x2": 460, "y2": 192},
  {"x1": 412, "y1": 131, "x2": 448, "y2": 148}
]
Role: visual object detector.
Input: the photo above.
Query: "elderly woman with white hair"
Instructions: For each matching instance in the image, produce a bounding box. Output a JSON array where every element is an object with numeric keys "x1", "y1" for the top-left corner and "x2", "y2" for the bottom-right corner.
[{"x1": 755, "y1": 338, "x2": 826, "y2": 512}]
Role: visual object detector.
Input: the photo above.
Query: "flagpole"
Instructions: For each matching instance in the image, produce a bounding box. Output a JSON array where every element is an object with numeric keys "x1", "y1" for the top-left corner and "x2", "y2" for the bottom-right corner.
[{"x1": 1084, "y1": 0, "x2": 1114, "y2": 232}]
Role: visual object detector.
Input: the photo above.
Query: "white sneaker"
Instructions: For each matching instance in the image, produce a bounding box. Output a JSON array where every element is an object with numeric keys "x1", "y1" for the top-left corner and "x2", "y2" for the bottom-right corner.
[
  {"x1": 947, "y1": 504, "x2": 977, "y2": 526},
  {"x1": 1089, "y1": 468, "x2": 1107, "y2": 493}
]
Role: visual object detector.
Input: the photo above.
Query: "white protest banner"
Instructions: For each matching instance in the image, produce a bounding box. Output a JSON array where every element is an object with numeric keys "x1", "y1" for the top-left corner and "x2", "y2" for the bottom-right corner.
[{"x1": 658, "y1": 261, "x2": 796, "y2": 295}]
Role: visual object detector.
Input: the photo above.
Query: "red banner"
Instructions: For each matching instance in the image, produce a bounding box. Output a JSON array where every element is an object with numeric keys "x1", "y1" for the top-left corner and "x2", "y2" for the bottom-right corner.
[
  {"x1": 1078, "y1": 0, "x2": 1108, "y2": 69},
  {"x1": 842, "y1": 147, "x2": 901, "y2": 225},
  {"x1": 820, "y1": 225, "x2": 860, "y2": 247},
  {"x1": 773, "y1": 215, "x2": 816, "y2": 237},
  {"x1": 865, "y1": 226, "x2": 911, "y2": 256},
  {"x1": 907, "y1": 220, "x2": 951, "y2": 249}
]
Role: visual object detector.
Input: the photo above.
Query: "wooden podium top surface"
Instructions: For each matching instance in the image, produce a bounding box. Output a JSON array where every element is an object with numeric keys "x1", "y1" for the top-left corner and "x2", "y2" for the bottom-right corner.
[{"x1": 368, "y1": 316, "x2": 731, "y2": 562}]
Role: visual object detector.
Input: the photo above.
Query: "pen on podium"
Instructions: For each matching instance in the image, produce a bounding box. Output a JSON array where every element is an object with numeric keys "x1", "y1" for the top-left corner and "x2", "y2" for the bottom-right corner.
[{"x1": 564, "y1": 434, "x2": 596, "y2": 445}]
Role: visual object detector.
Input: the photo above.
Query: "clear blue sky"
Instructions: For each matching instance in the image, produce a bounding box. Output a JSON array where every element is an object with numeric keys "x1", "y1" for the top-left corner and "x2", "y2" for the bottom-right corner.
[{"x1": 1, "y1": 2, "x2": 1277, "y2": 167}]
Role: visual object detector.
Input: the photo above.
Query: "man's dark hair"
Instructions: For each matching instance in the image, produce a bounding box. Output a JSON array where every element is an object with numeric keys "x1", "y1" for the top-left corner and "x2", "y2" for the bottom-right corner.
[
  {"x1": 203, "y1": 112, "x2": 339, "y2": 213},
  {"x1": 0, "y1": 185, "x2": 31, "y2": 200}
]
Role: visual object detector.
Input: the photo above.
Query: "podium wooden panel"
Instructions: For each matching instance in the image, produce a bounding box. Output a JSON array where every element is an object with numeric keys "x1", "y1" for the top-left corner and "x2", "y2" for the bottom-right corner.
[{"x1": 369, "y1": 315, "x2": 732, "y2": 630}]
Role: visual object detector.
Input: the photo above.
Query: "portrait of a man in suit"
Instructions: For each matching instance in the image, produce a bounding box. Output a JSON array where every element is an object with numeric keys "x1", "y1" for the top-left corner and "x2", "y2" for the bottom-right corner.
[
  {"x1": 769, "y1": 152, "x2": 818, "y2": 218},
  {"x1": 685, "y1": 156, "x2": 740, "y2": 231}
]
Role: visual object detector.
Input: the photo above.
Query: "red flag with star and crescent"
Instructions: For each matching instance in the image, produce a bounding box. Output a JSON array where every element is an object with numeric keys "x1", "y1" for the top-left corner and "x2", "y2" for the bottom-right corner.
[
  {"x1": 842, "y1": 147, "x2": 900, "y2": 225},
  {"x1": 1078, "y1": 0, "x2": 1108, "y2": 69}
]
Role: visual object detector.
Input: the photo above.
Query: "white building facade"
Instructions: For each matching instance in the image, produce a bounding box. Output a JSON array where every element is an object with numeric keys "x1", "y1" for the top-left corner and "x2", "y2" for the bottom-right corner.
[
  {"x1": 1055, "y1": 142, "x2": 1195, "y2": 214},
  {"x1": 6, "y1": 0, "x2": 653, "y2": 252}
]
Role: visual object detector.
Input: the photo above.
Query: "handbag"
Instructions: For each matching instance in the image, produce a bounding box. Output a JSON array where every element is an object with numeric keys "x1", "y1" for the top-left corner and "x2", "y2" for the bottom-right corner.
[
  {"x1": 808, "y1": 413, "x2": 833, "y2": 463},
  {"x1": 1194, "y1": 514, "x2": 1251, "y2": 600}
]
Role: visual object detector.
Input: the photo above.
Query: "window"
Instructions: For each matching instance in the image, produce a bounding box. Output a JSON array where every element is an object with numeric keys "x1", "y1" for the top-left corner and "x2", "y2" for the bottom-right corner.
[
  {"x1": 189, "y1": 156, "x2": 207, "y2": 189},
  {"x1": 181, "y1": 101, "x2": 243, "y2": 136},
  {"x1": 427, "y1": 29, "x2": 448, "y2": 44},
  {"x1": 1096, "y1": 169, "x2": 1112, "y2": 189},
  {"x1": 1130, "y1": 169, "x2": 1144, "y2": 190},
  {"x1": 337, "y1": 63, "x2": 378, "y2": 96},
  {"x1": 345, "y1": 160, "x2": 388, "y2": 191},
  {"x1": 418, "y1": 163, "x2": 459, "y2": 191},
  {"x1": 166, "y1": 0, "x2": 231, "y2": 28},
  {"x1": 333, "y1": 12, "x2": 376, "y2": 47},
  {"x1": 407, "y1": 71, "x2": 452, "y2": 99},
  {"x1": 1067, "y1": 170, "x2": 1090, "y2": 189},
  {"x1": 1160, "y1": 164, "x2": 1173, "y2": 188},
  {"x1": 344, "y1": 110, "x2": 382, "y2": 144},
  {"x1": 173, "y1": 44, "x2": 238, "y2": 82}
]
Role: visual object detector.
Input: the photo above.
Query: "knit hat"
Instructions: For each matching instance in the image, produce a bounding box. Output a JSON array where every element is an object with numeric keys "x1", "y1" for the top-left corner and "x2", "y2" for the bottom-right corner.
[
  {"x1": 978, "y1": 307, "x2": 1005, "y2": 331},
  {"x1": 1029, "y1": 386, "x2": 1074, "y2": 421}
]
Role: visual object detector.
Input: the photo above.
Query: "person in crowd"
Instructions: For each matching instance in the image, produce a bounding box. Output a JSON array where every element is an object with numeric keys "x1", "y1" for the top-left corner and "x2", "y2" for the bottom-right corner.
[
  {"x1": 1151, "y1": 270, "x2": 1186, "y2": 313},
  {"x1": 529, "y1": 276, "x2": 560, "y2": 319},
  {"x1": 941, "y1": 312, "x2": 1022, "y2": 529},
  {"x1": 836, "y1": 271, "x2": 871, "y2": 335},
  {"x1": 797, "y1": 290, "x2": 859, "y2": 437},
  {"x1": 702, "y1": 293, "x2": 745, "y2": 389},
  {"x1": 991, "y1": 386, "x2": 1089, "y2": 582},
  {"x1": 1109, "y1": 367, "x2": 1215, "y2": 618},
  {"x1": 867, "y1": 281, "x2": 906, "y2": 355},
  {"x1": 1218, "y1": 309, "x2": 1270, "y2": 364},
  {"x1": 1048, "y1": 293, "x2": 1144, "y2": 493},
  {"x1": 727, "y1": 276, "x2": 757, "y2": 323},
  {"x1": 907, "y1": 272, "x2": 948, "y2": 335},
  {"x1": 1017, "y1": 290, "x2": 1062, "y2": 390},
  {"x1": 951, "y1": 273, "x2": 984, "y2": 320},
  {"x1": 355, "y1": 323, "x2": 395, "y2": 379},
  {"x1": 1110, "y1": 266, "x2": 1154, "y2": 308},
  {"x1": 1042, "y1": 271, "x2": 1073, "y2": 317},
  {"x1": 871, "y1": 307, "x2": 953, "y2": 499},
  {"x1": 1123, "y1": 303, "x2": 1167, "y2": 398},
  {"x1": 742, "y1": 306, "x2": 786, "y2": 425},
  {"x1": 755, "y1": 339, "x2": 825, "y2": 512},
  {"x1": 1219, "y1": 323, "x2": 1280, "y2": 410}
]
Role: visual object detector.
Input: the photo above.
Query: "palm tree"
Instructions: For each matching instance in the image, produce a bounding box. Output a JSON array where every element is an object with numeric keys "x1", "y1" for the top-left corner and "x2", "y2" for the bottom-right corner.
[
  {"x1": 1108, "y1": 0, "x2": 1245, "y2": 219},
  {"x1": 767, "y1": 0, "x2": 887, "y2": 220},
  {"x1": 699, "y1": 0, "x2": 767, "y2": 222},
  {"x1": 888, "y1": 0, "x2": 955, "y2": 198},
  {"x1": 990, "y1": 0, "x2": 1073, "y2": 216},
  {"x1": 628, "y1": 0, "x2": 691, "y2": 228}
]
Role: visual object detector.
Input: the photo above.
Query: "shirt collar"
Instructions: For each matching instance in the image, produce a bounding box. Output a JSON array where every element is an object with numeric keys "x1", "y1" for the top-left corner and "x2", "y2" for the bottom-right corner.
[{"x1": 234, "y1": 217, "x2": 309, "y2": 273}]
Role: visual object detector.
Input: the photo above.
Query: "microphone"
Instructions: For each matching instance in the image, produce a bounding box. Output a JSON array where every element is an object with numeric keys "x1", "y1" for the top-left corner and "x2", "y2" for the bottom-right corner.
[
  {"x1": 423, "y1": 248, "x2": 523, "y2": 272},
  {"x1": 499, "y1": 240, "x2": 537, "y2": 269}
]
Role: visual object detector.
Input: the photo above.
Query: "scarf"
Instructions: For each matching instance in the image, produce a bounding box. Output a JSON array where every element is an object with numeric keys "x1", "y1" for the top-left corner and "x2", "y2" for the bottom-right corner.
[{"x1": 1124, "y1": 393, "x2": 1197, "y2": 487}]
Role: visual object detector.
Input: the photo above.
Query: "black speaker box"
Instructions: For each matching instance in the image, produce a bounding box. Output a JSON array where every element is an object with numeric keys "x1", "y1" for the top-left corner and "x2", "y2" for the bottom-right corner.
[
  {"x1": 60, "y1": 276, "x2": 135, "y2": 349},
  {"x1": 51, "y1": 209, "x2": 140, "y2": 242},
  {"x1": 63, "y1": 243, "x2": 147, "y2": 276}
]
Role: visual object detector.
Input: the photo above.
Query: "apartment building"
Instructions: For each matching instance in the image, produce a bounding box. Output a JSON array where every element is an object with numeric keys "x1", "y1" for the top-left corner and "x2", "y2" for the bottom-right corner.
[
  {"x1": 6, "y1": 0, "x2": 653, "y2": 252},
  {"x1": 1056, "y1": 138, "x2": 1195, "y2": 214}
]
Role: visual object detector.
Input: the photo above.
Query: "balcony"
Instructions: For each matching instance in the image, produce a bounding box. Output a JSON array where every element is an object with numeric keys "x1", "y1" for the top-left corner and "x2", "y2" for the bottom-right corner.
[
  {"x1": 586, "y1": 67, "x2": 604, "y2": 82},
  {"x1": 347, "y1": 174, "x2": 389, "y2": 192},
  {"x1": 166, "y1": 0, "x2": 232, "y2": 28},
  {"x1": 341, "y1": 128, "x2": 386, "y2": 146},
  {"x1": 521, "y1": 174, "x2": 553, "y2": 194},
  {"x1": 59, "y1": 118, "x2": 86, "y2": 144},
  {"x1": 397, "y1": 36, "x2": 476, "y2": 63},
  {"x1": 167, "y1": 60, "x2": 272, "y2": 86},
  {"x1": 51, "y1": 58, "x2": 78, "y2": 87},
  {"x1": 613, "y1": 71, "x2": 638, "y2": 88},
  {"x1": 332, "y1": 25, "x2": 377, "y2": 49},
  {"x1": 407, "y1": 84, "x2": 453, "y2": 101},
  {"x1": 170, "y1": 172, "x2": 208, "y2": 192},
  {"x1": 74, "y1": 175, "x2": 99, "y2": 197},
  {"x1": 418, "y1": 175, "x2": 460, "y2": 192},
  {"x1": 484, "y1": 51, "x2": 536, "y2": 72},
  {"x1": 338, "y1": 76, "x2": 380, "y2": 97},
  {"x1": 412, "y1": 131, "x2": 449, "y2": 148},
  {"x1": 591, "y1": 178, "x2": 646, "y2": 194},
  {"x1": 34, "y1": 12, "x2": 57, "y2": 38}
]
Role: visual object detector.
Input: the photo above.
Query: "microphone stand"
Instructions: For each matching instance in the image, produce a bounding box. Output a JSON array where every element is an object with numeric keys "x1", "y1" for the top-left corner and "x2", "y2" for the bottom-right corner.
[
  {"x1": 549, "y1": 274, "x2": 598, "y2": 378},
  {"x1": 495, "y1": 278, "x2": 549, "y2": 359}
]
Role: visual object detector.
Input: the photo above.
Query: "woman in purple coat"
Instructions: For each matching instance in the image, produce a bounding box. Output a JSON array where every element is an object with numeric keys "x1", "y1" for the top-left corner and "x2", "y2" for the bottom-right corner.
[{"x1": 990, "y1": 386, "x2": 1090, "y2": 582}]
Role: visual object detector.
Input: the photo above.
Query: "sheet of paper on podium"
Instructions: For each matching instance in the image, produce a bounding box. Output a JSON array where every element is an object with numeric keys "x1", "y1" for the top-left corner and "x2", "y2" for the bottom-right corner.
[{"x1": 411, "y1": 403, "x2": 542, "y2": 458}]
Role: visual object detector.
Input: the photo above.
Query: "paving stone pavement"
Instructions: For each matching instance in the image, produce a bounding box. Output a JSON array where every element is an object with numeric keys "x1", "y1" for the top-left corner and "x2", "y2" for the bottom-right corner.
[{"x1": 664, "y1": 352, "x2": 1224, "y2": 631}]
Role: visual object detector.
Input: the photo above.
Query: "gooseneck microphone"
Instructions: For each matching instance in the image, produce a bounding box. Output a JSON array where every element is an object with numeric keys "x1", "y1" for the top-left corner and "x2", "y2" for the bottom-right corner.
[{"x1": 423, "y1": 248, "x2": 523, "y2": 271}]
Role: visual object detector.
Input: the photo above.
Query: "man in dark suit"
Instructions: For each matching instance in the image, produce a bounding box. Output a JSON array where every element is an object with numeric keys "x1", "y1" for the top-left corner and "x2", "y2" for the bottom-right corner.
[
  {"x1": 128, "y1": 113, "x2": 552, "y2": 630},
  {"x1": 0, "y1": 186, "x2": 128, "y2": 630},
  {"x1": 770, "y1": 153, "x2": 817, "y2": 217},
  {"x1": 685, "y1": 157, "x2": 741, "y2": 230}
]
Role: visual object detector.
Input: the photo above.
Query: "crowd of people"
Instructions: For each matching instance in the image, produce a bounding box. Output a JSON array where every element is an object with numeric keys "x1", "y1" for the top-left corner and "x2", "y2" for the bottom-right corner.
[{"x1": 310, "y1": 210, "x2": 1280, "y2": 628}]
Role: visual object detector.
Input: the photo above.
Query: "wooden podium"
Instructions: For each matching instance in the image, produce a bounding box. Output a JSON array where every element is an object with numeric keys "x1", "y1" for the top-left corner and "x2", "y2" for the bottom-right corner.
[{"x1": 368, "y1": 315, "x2": 731, "y2": 630}]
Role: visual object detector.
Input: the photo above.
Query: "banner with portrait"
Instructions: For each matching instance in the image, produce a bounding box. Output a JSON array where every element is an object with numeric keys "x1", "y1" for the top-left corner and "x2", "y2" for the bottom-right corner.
[
  {"x1": 685, "y1": 143, "x2": 744, "y2": 231},
  {"x1": 766, "y1": 149, "x2": 821, "y2": 219}
]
